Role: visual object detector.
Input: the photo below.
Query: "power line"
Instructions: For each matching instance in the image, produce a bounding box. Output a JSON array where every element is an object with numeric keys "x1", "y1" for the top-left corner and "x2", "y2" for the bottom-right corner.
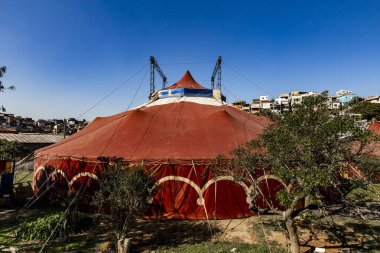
[
  {"x1": 223, "y1": 84, "x2": 242, "y2": 103},
  {"x1": 125, "y1": 68, "x2": 149, "y2": 111},
  {"x1": 100, "y1": 68, "x2": 149, "y2": 155},
  {"x1": 40, "y1": 65, "x2": 149, "y2": 153},
  {"x1": 223, "y1": 62, "x2": 275, "y2": 98},
  {"x1": 38, "y1": 71, "x2": 150, "y2": 251},
  {"x1": 75, "y1": 64, "x2": 148, "y2": 120},
  {"x1": 160, "y1": 61, "x2": 213, "y2": 65}
]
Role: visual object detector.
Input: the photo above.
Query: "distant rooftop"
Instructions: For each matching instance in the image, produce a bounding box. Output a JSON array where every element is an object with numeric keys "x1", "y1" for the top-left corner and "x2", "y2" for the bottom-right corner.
[{"x1": 0, "y1": 133, "x2": 64, "y2": 144}]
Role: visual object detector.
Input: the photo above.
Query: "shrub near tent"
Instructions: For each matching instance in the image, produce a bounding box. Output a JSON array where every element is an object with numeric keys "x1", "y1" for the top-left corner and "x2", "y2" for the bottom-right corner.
[
  {"x1": 15, "y1": 212, "x2": 94, "y2": 241},
  {"x1": 92, "y1": 159, "x2": 154, "y2": 240}
]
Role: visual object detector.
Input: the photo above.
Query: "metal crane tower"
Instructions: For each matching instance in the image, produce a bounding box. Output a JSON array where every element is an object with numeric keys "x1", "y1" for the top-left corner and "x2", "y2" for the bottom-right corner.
[
  {"x1": 211, "y1": 56, "x2": 222, "y2": 90},
  {"x1": 150, "y1": 56, "x2": 167, "y2": 97}
]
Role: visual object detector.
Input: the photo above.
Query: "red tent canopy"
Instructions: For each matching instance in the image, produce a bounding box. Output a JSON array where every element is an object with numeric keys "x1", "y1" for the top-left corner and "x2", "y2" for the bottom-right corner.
[
  {"x1": 368, "y1": 121, "x2": 380, "y2": 157},
  {"x1": 369, "y1": 121, "x2": 380, "y2": 137},
  {"x1": 165, "y1": 71, "x2": 206, "y2": 90},
  {"x1": 34, "y1": 71, "x2": 284, "y2": 220},
  {"x1": 37, "y1": 99, "x2": 270, "y2": 163}
]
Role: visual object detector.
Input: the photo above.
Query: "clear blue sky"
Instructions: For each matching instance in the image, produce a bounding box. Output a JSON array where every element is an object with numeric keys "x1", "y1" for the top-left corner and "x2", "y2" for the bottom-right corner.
[{"x1": 1, "y1": 0, "x2": 379, "y2": 120}]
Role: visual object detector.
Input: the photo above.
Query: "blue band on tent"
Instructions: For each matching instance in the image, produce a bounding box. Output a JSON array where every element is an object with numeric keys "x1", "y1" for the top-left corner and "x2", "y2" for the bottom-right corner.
[{"x1": 158, "y1": 88, "x2": 213, "y2": 99}]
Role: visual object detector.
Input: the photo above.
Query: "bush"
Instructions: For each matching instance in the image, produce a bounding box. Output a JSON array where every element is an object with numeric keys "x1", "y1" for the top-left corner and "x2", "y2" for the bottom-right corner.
[
  {"x1": 69, "y1": 211, "x2": 95, "y2": 233},
  {"x1": 92, "y1": 158, "x2": 154, "y2": 240},
  {"x1": 0, "y1": 139, "x2": 28, "y2": 160},
  {"x1": 351, "y1": 101, "x2": 380, "y2": 120},
  {"x1": 16, "y1": 213, "x2": 62, "y2": 241},
  {"x1": 15, "y1": 211, "x2": 94, "y2": 241}
]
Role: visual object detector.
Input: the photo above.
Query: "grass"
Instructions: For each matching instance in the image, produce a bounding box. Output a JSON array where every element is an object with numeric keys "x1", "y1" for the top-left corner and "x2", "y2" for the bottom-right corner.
[
  {"x1": 13, "y1": 170, "x2": 34, "y2": 185},
  {"x1": 346, "y1": 184, "x2": 380, "y2": 202},
  {"x1": 0, "y1": 230, "x2": 15, "y2": 246},
  {"x1": 12, "y1": 170, "x2": 35, "y2": 205},
  {"x1": 246, "y1": 184, "x2": 380, "y2": 252},
  {"x1": 0, "y1": 207, "x2": 59, "y2": 249},
  {"x1": 0, "y1": 206, "x2": 113, "y2": 252},
  {"x1": 1, "y1": 174, "x2": 379, "y2": 252},
  {"x1": 155, "y1": 241, "x2": 286, "y2": 253},
  {"x1": 51, "y1": 242, "x2": 80, "y2": 252},
  {"x1": 365, "y1": 183, "x2": 380, "y2": 201}
]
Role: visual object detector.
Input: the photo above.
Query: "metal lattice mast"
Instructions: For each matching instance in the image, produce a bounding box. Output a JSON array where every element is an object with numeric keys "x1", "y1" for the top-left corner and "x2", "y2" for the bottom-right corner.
[
  {"x1": 211, "y1": 56, "x2": 222, "y2": 90},
  {"x1": 149, "y1": 56, "x2": 167, "y2": 97}
]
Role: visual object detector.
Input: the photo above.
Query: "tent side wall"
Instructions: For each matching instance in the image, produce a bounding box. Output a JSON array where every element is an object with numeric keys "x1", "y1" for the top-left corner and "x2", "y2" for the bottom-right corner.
[{"x1": 33, "y1": 158, "x2": 286, "y2": 219}]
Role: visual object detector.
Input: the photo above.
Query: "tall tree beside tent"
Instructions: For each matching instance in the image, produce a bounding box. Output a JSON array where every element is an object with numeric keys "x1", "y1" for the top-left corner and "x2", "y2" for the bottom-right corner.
[{"x1": 223, "y1": 94, "x2": 378, "y2": 253}]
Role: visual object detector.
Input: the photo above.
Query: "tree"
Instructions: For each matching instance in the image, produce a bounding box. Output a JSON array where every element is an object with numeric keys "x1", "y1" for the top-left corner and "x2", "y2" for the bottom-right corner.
[
  {"x1": 0, "y1": 139, "x2": 28, "y2": 160},
  {"x1": 221, "y1": 94, "x2": 378, "y2": 253},
  {"x1": 346, "y1": 96, "x2": 363, "y2": 108},
  {"x1": 351, "y1": 101, "x2": 380, "y2": 121},
  {"x1": 0, "y1": 66, "x2": 16, "y2": 112},
  {"x1": 92, "y1": 158, "x2": 154, "y2": 242},
  {"x1": 257, "y1": 109, "x2": 281, "y2": 121}
]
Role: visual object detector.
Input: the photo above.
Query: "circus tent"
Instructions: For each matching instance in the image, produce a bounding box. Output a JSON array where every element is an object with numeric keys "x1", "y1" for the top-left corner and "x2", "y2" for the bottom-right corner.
[
  {"x1": 33, "y1": 71, "x2": 285, "y2": 220},
  {"x1": 369, "y1": 120, "x2": 380, "y2": 138}
]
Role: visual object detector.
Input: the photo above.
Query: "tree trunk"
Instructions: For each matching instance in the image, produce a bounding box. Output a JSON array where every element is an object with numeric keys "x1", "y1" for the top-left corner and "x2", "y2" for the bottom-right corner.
[
  {"x1": 285, "y1": 212, "x2": 300, "y2": 253},
  {"x1": 283, "y1": 194, "x2": 303, "y2": 253},
  {"x1": 63, "y1": 216, "x2": 68, "y2": 240},
  {"x1": 304, "y1": 195, "x2": 311, "y2": 207},
  {"x1": 117, "y1": 238, "x2": 131, "y2": 253}
]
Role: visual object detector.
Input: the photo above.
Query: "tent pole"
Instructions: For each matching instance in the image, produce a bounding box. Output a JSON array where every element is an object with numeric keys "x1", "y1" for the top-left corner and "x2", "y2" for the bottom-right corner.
[{"x1": 191, "y1": 160, "x2": 212, "y2": 235}]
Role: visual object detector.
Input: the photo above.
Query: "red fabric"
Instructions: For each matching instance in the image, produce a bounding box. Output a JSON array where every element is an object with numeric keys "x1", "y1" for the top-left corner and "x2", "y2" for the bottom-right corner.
[
  {"x1": 369, "y1": 121, "x2": 380, "y2": 136},
  {"x1": 367, "y1": 121, "x2": 380, "y2": 158},
  {"x1": 255, "y1": 178, "x2": 286, "y2": 210},
  {"x1": 32, "y1": 101, "x2": 275, "y2": 219},
  {"x1": 367, "y1": 121, "x2": 380, "y2": 180},
  {"x1": 33, "y1": 72, "x2": 277, "y2": 219},
  {"x1": 36, "y1": 102, "x2": 270, "y2": 163},
  {"x1": 145, "y1": 164, "x2": 253, "y2": 219},
  {"x1": 33, "y1": 158, "x2": 100, "y2": 193},
  {"x1": 34, "y1": 158, "x2": 285, "y2": 219},
  {"x1": 165, "y1": 71, "x2": 206, "y2": 90}
]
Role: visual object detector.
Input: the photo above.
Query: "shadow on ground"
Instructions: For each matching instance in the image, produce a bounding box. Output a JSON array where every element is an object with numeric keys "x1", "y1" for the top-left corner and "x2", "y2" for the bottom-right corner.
[
  {"x1": 297, "y1": 203, "x2": 380, "y2": 252},
  {"x1": 130, "y1": 219, "x2": 218, "y2": 252}
]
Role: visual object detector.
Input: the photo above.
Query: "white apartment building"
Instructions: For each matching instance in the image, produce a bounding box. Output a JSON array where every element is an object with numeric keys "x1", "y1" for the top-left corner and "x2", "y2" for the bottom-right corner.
[
  {"x1": 273, "y1": 93, "x2": 290, "y2": 112},
  {"x1": 290, "y1": 91, "x2": 319, "y2": 105},
  {"x1": 259, "y1": 96, "x2": 271, "y2": 110},
  {"x1": 365, "y1": 96, "x2": 380, "y2": 104},
  {"x1": 328, "y1": 96, "x2": 341, "y2": 110},
  {"x1": 336, "y1": 90, "x2": 353, "y2": 96}
]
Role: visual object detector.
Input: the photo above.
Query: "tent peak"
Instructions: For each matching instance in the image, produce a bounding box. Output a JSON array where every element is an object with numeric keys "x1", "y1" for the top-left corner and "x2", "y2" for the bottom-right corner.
[{"x1": 165, "y1": 71, "x2": 206, "y2": 90}]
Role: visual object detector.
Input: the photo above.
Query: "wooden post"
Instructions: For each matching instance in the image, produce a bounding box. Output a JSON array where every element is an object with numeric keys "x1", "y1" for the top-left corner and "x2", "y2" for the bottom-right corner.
[
  {"x1": 117, "y1": 238, "x2": 131, "y2": 253},
  {"x1": 304, "y1": 195, "x2": 311, "y2": 207}
]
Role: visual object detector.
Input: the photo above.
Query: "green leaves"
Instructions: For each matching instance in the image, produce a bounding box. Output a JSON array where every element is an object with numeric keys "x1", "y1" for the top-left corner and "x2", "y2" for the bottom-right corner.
[
  {"x1": 15, "y1": 212, "x2": 94, "y2": 241},
  {"x1": 0, "y1": 66, "x2": 6, "y2": 78},
  {"x1": 229, "y1": 94, "x2": 377, "y2": 209},
  {"x1": 351, "y1": 101, "x2": 380, "y2": 121},
  {"x1": 0, "y1": 66, "x2": 16, "y2": 112},
  {"x1": 276, "y1": 190, "x2": 293, "y2": 208},
  {"x1": 92, "y1": 158, "x2": 154, "y2": 239},
  {"x1": 0, "y1": 139, "x2": 29, "y2": 160},
  {"x1": 262, "y1": 95, "x2": 370, "y2": 198}
]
